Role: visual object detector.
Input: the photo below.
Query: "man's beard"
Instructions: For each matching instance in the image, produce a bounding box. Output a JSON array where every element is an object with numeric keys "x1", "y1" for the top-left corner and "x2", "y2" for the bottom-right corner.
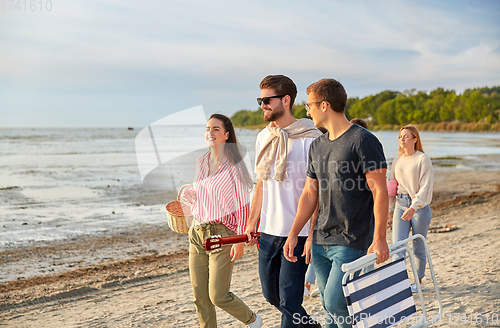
[{"x1": 264, "y1": 106, "x2": 285, "y2": 122}]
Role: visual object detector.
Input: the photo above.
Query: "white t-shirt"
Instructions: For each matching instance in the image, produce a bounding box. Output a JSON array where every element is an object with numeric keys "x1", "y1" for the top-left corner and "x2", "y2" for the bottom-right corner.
[{"x1": 255, "y1": 128, "x2": 316, "y2": 237}]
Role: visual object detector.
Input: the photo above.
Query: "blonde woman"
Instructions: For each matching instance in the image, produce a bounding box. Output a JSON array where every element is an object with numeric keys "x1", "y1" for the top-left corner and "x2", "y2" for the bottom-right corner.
[{"x1": 389, "y1": 125, "x2": 434, "y2": 292}]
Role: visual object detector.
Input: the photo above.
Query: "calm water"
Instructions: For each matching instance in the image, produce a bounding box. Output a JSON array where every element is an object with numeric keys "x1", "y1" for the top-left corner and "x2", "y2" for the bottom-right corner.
[
  {"x1": 374, "y1": 131, "x2": 500, "y2": 170},
  {"x1": 0, "y1": 127, "x2": 499, "y2": 248}
]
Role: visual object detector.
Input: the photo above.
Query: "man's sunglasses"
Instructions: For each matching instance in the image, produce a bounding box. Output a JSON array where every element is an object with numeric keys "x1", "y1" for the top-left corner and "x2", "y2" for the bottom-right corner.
[{"x1": 257, "y1": 95, "x2": 286, "y2": 106}]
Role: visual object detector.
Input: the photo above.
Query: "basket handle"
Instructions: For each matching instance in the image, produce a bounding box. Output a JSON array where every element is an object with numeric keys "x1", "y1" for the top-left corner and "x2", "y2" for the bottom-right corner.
[{"x1": 177, "y1": 184, "x2": 193, "y2": 201}]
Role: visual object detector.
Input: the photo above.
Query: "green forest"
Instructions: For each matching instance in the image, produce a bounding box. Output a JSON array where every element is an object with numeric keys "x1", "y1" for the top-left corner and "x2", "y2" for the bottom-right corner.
[{"x1": 231, "y1": 86, "x2": 500, "y2": 131}]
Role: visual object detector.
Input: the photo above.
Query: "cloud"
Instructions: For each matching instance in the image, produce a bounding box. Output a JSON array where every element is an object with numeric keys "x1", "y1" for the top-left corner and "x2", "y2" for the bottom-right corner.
[{"x1": 0, "y1": 0, "x2": 499, "y2": 127}]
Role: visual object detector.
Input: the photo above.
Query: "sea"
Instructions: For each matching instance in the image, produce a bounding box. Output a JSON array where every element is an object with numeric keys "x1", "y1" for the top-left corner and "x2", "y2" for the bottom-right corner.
[{"x1": 1, "y1": 127, "x2": 500, "y2": 250}]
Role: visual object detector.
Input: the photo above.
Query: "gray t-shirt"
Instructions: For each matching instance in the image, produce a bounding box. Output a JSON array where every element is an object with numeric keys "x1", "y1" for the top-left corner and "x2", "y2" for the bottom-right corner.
[{"x1": 307, "y1": 124, "x2": 387, "y2": 250}]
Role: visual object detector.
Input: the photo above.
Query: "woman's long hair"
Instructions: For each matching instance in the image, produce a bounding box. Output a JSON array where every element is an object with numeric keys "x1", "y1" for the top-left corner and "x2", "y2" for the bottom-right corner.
[
  {"x1": 209, "y1": 114, "x2": 254, "y2": 190},
  {"x1": 398, "y1": 124, "x2": 424, "y2": 156}
]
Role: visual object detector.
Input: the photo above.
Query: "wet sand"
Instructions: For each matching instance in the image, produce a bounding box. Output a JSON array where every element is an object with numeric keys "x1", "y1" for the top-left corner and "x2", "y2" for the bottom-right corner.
[{"x1": 1, "y1": 170, "x2": 499, "y2": 327}]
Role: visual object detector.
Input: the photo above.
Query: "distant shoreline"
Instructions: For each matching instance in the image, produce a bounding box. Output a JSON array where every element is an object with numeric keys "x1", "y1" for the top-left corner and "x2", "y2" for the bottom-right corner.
[{"x1": 236, "y1": 121, "x2": 500, "y2": 132}]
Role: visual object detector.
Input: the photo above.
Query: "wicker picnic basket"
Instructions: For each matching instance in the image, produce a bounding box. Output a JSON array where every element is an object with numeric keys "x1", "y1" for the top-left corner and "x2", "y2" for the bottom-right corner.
[{"x1": 165, "y1": 184, "x2": 193, "y2": 233}]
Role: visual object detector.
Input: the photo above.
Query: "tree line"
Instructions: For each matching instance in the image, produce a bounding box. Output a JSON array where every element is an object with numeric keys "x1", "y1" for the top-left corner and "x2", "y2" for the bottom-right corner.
[{"x1": 231, "y1": 86, "x2": 500, "y2": 130}]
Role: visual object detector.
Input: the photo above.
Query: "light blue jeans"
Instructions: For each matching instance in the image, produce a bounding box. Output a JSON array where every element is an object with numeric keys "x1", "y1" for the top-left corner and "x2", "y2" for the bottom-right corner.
[
  {"x1": 313, "y1": 244, "x2": 366, "y2": 328},
  {"x1": 392, "y1": 194, "x2": 432, "y2": 280},
  {"x1": 305, "y1": 263, "x2": 316, "y2": 284}
]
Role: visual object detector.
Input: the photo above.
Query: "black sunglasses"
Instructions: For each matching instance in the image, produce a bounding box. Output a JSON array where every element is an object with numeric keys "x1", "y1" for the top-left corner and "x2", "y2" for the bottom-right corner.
[{"x1": 257, "y1": 95, "x2": 286, "y2": 106}]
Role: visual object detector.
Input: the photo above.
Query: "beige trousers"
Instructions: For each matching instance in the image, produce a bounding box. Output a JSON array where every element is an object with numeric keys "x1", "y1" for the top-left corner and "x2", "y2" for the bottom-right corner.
[{"x1": 188, "y1": 222, "x2": 255, "y2": 328}]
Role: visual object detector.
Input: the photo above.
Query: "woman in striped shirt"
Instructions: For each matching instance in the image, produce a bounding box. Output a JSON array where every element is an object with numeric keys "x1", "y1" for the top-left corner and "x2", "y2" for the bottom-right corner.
[{"x1": 186, "y1": 114, "x2": 262, "y2": 328}]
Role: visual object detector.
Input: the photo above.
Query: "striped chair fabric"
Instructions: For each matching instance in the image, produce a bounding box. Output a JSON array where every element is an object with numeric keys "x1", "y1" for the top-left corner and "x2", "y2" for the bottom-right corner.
[{"x1": 343, "y1": 258, "x2": 416, "y2": 328}]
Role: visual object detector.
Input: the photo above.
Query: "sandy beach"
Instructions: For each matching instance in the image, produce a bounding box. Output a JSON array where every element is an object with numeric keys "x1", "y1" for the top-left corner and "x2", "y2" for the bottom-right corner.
[{"x1": 1, "y1": 170, "x2": 499, "y2": 327}]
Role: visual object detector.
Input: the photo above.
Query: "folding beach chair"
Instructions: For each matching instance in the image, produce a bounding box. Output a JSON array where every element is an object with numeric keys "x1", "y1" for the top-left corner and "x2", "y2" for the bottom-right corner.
[{"x1": 342, "y1": 234, "x2": 443, "y2": 328}]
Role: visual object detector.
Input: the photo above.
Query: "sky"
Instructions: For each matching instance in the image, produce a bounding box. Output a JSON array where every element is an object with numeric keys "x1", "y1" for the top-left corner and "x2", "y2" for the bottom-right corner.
[{"x1": 1, "y1": 0, "x2": 499, "y2": 128}]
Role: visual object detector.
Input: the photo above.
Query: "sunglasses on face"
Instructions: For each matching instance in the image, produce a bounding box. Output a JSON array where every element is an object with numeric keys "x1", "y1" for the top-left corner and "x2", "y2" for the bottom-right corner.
[{"x1": 257, "y1": 95, "x2": 286, "y2": 106}]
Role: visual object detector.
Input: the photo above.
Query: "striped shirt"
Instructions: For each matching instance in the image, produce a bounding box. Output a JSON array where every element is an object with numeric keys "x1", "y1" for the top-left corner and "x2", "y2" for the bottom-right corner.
[{"x1": 190, "y1": 152, "x2": 250, "y2": 235}]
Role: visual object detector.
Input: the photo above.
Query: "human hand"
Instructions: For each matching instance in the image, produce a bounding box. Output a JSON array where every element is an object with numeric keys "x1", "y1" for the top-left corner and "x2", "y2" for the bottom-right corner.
[
  {"x1": 230, "y1": 243, "x2": 244, "y2": 262},
  {"x1": 244, "y1": 226, "x2": 258, "y2": 246},
  {"x1": 303, "y1": 237, "x2": 313, "y2": 264},
  {"x1": 181, "y1": 188, "x2": 196, "y2": 204},
  {"x1": 401, "y1": 207, "x2": 416, "y2": 221},
  {"x1": 284, "y1": 235, "x2": 298, "y2": 262},
  {"x1": 387, "y1": 213, "x2": 393, "y2": 227},
  {"x1": 367, "y1": 238, "x2": 389, "y2": 264}
]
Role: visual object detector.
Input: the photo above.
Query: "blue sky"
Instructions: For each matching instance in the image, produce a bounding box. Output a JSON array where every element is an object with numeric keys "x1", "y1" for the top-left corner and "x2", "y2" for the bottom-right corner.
[{"x1": 1, "y1": 0, "x2": 499, "y2": 127}]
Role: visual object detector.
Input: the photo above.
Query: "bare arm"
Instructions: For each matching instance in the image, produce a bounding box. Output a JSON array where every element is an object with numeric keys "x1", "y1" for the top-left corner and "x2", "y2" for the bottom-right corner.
[
  {"x1": 245, "y1": 179, "x2": 263, "y2": 246},
  {"x1": 366, "y1": 168, "x2": 390, "y2": 264},
  {"x1": 308, "y1": 203, "x2": 319, "y2": 237},
  {"x1": 284, "y1": 177, "x2": 319, "y2": 262},
  {"x1": 388, "y1": 158, "x2": 397, "y2": 224},
  {"x1": 303, "y1": 202, "x2": 319, "y2": 264}
]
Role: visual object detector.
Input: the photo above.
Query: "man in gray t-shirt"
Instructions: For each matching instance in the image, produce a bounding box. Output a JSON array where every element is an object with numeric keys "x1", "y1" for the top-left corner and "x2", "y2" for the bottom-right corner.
[
  {"x1": 307, "y1": 124, "x2": 387, "y2": 250},
  {"x1": 284, "y1": 79, "x2": 389, "y2": 328}
]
